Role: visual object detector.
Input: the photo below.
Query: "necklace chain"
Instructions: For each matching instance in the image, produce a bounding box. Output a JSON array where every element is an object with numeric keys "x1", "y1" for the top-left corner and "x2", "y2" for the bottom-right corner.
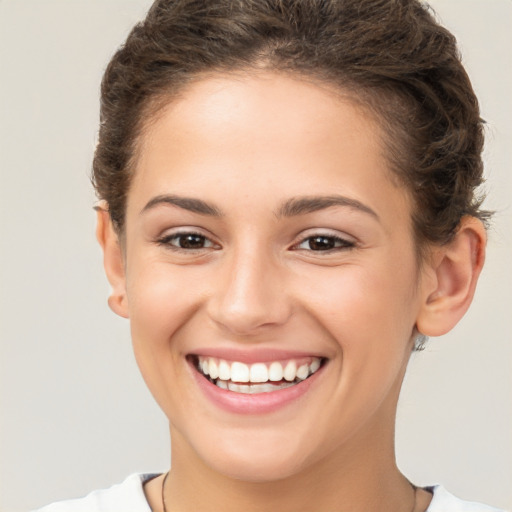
[
  {"x1": 160, "y1": 472, "x2": 417, "y2": 512},
  {"x1": 410, "y1": 483, "x2": 418, "y2": 512},
  {"x1": 161, "y1": 471, "x2": 169, "y2": 512}
]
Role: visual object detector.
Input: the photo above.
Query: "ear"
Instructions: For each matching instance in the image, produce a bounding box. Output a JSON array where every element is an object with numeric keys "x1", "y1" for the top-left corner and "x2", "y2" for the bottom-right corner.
[
  {"x1": 416, "y1": 217, "x2": 486, "y2": 337},
  {"x1": 96, "y1": 205, "x2": 129, "y2": 318}
]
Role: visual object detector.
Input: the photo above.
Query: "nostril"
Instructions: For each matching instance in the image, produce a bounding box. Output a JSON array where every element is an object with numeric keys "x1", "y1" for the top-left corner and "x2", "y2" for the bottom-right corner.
[
  {"x1": 207, "y1": 293, "x2": 292, "y2": 335},
  {"x1": 205, "y1": 256, "x2": 293, "y2": 334}
]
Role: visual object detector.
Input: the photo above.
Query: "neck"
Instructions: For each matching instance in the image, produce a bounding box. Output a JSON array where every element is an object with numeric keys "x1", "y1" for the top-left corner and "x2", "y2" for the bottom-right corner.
[{"x1": 164, "y1": 395, "x2": 415, "y2": 512}]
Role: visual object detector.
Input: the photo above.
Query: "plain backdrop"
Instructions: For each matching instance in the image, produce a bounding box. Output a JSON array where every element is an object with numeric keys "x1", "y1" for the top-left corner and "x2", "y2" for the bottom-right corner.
[{"x1": 0, "y1": 1, "x2": 510, "y2": 510}]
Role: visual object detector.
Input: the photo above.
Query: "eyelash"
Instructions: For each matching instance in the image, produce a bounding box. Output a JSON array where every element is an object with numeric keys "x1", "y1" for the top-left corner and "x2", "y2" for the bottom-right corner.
[
  {"x1": 294, "y1": 234, "x2": 356, "y2": 252},
  {"x1": 156, "y1": 231, "x2": 218, "y2": 252},
  {"x1": 156, "y1": 231, "x2": 355, "y2": 253}
]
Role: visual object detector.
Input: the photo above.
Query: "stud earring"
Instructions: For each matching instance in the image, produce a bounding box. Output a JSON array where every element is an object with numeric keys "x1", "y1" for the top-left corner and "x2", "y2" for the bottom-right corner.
[{"x1": 413, "y1": 332, "x2": 428, "y2": 351}]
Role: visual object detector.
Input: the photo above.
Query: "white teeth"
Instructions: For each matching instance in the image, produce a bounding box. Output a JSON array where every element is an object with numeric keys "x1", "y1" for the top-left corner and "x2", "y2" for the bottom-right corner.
[
  {"x1": 310, "y1": 358, "x2": 321, "y2": 374},
  {"x1": 252, "y1": 383, "x2": 279, "y2": 393},
  {"x1": 216, "y1": 379, "x2": 228, "y2": 390},
  {"x1": 249, "y1": 363, "x2": 268, "y2": 383},
  {"x1": 283, "y1": 361, "x2": 297, "y2": 382},
  {"x1": 222, "y1": 381, "x2": 295, "y2": 394},
  {"x1": 209, "y1": 359, "x2": 219, "y2": 380},
  {"x1": 268, "y1": 361, "x2": 283, "y2": 381},
  {"x1": 197, "y1": 356, "x2": 323, "y2": 391},
  {"x1": 230, "y1": 362, "x2": 250, "y2": 383},
  {"x1": 227, "y1": 382, "x2": 242, "y2": 393},
  {"x1": 218, "y1": 360, "x2": 230, "y2": 381},
  {"x1": 296, "y1": 363, "x2": 309, "y2": 381}
]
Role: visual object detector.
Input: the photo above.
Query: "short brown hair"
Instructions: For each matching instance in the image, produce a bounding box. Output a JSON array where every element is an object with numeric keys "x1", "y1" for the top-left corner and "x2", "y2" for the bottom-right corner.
[{"x1": 93, "y1": 0, "x2": 489, "y2": 247}]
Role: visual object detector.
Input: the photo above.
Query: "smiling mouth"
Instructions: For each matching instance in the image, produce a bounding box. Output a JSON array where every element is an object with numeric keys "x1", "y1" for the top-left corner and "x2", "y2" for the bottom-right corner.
[{"x1": 189, "y1": 355, "x2": 325, "y2": 394}]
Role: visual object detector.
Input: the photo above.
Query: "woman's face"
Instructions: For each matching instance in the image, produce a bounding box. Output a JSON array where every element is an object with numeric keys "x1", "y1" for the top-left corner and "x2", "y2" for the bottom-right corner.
[{"x1": 117, "y1": 72, "x2": 429, "y2": 481}]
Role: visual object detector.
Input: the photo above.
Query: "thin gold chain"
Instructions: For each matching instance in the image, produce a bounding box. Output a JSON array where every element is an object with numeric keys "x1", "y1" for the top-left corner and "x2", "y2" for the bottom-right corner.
[{"x1": 161, "y1": 471, "x2": 169, "y2": 512}]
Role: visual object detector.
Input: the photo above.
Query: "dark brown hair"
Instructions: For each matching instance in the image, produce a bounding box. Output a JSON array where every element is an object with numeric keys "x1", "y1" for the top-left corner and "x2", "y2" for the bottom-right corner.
[{"x1": 93, "y1": 0, "x2": 489, "y2": 247}]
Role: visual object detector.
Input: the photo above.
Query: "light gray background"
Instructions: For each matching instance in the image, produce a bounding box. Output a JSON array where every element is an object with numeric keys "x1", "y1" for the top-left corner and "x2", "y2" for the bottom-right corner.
[{"x1": 0, "y1": 1, "x2": 510, "y2": 511}]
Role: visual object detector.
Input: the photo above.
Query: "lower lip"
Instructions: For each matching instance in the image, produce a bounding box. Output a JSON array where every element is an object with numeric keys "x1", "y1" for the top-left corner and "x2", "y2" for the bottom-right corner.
[{"x1": 189, "y1": 361, "x2": 325, "y2": 415}]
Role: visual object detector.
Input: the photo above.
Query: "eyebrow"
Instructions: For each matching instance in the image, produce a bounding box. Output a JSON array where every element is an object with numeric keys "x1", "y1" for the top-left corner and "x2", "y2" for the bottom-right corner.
[
  {"x1": 276, "y1": 195, "x2": 379, "y2": 219},
  {"x1": 141, "y1": 195, "x2": 223, "y2": 216},
  {"x1": 140, "y1": 193, "x2": 378, "y2": 220}
]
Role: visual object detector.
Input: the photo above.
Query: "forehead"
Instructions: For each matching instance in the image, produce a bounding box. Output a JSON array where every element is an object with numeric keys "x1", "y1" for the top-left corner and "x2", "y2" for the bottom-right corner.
[{"x1": 129, "y1": 71, "x2": 411, "y2": 227}]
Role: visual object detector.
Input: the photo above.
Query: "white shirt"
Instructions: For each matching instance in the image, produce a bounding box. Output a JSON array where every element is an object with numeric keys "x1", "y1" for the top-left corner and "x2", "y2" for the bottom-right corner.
[{"x1": 33, "y1": 473, "x2": 507, "y2": 512}]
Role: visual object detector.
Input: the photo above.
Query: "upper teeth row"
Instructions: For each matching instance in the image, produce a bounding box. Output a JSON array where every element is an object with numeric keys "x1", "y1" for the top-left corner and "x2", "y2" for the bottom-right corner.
[{"x1": 197, "y1": 356, "x2": 322, "y2": 383}]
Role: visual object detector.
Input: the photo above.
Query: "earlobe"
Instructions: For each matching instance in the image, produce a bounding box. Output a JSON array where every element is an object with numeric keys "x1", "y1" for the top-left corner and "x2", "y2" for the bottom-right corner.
[
  {"x1": 96, "y1": 204, "x2": 130, "y2": 319},
  {"x1": 416, "y1": 217, "x2": 486, "y2": 337}
]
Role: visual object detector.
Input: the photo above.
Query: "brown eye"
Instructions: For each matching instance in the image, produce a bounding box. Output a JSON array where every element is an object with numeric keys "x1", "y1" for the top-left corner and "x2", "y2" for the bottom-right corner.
[
  {"x1": 158, "y1": 232, "x2": 217, "y2": 250},
  {"x1": 296, "y1": 235, "x2": 355, "y2": 252},
  {"x1": 176, "y1": 234, "x2": 207, "y2": 249},
  {"x1": 308, "y1": 236, "x2": 336, "y2": 250}
]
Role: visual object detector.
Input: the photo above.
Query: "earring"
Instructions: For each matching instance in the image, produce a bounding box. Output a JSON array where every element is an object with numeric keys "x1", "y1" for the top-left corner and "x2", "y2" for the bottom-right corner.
[{"x1": 413, "y1": 332, "x2": 428, "y2": 351}]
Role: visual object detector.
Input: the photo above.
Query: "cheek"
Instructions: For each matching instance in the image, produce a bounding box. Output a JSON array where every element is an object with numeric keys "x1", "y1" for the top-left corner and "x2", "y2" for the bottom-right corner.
[
  {"x1": 298, "y1": 258, "x2": 419, "y2": 358},
  {"x1": 128, "y1": 274, "x2": 180, "y2": 345},
  {"x1": 297, "y1": 263, "x2": 418, "y2": 433},
  {"x1": 123, "y1": 260, "x2": 201, "y2": 406},
  {"x1": 126, "y1": 255, "x2": 204, "y2": 341}
]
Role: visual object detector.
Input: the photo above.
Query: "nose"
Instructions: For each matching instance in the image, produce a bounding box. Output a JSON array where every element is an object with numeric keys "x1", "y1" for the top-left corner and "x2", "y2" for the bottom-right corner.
[{"x1": 207, "y1": 247, "x2": 292, "y2": 336}]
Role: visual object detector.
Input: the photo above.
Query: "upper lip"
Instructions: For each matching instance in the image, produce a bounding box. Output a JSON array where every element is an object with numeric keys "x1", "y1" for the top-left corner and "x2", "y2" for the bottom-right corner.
[{"x1": 187, "y1": 347, "x2": 327, "y2": 364}]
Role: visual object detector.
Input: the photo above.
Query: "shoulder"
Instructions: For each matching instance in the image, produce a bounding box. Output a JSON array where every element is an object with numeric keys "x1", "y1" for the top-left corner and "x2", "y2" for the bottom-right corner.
[
  {"x1": 427, "y1": 485, "x2": 507, "y2": 512},
  {"x1": 31, "y1": 473, "x2": 158, "y2": 512}
]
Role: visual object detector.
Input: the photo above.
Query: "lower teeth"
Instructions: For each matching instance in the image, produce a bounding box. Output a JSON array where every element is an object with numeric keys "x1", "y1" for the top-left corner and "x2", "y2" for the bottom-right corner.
[{"x1": 215, "y1": 380, "x2": 296, "y2": 394}]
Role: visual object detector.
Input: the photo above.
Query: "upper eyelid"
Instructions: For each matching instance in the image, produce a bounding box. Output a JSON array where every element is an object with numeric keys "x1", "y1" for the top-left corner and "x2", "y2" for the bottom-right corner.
[
  {"x1": 156, "y1": 226, "x2": 217, "y2": 241},
  {"x1": 156, "y1": 229, "x2": 220, "y2": 250},
  {"x1": 294, "y1": 235, "x2": 355, "y2": 249},
  {"x1": 293, "y1": 229, "x2": 357, "y2": 244}
]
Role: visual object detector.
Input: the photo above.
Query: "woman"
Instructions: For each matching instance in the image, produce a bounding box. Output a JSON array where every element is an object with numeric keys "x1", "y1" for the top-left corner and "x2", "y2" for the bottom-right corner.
[{"x1": 34, "y1": 0, "x2": 506, "y2": 510}]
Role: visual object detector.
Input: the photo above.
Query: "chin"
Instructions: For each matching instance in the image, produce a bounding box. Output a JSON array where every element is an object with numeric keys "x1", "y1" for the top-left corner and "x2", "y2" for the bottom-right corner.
[
  {"x1": 209, "y1": 452, "x2": 307, "y2": 483},
  {"x1": 191, "y1": 429, "x2": 315, "y2": 483}
]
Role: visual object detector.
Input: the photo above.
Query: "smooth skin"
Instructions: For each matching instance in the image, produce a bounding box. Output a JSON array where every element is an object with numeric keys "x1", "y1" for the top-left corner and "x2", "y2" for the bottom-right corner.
[{"x1": 97, "y1": 72, "x2": 486, "y2": 512}]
